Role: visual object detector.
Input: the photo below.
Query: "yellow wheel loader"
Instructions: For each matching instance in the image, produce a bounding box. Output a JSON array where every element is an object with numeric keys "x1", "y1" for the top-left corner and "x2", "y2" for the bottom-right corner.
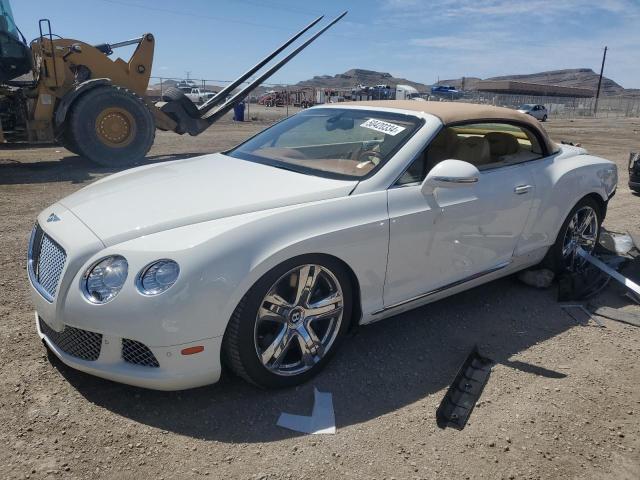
[{"x1": 0, "y1": 1, "x2": 345, "y2": 166}]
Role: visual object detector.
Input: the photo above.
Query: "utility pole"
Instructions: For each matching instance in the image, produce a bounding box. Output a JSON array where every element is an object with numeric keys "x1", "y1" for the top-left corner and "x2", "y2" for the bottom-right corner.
[{"x1": 593, "y1": 46, "x2": 607, "y2": 116}]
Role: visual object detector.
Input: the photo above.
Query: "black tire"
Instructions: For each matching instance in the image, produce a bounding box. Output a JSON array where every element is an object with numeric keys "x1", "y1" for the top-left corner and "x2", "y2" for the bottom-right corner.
[
  {"x1": 162, "y1": 87, "x2": 200, "y2": 118},
  {"x1": 68, "y1": 85, "x2": 155, "y2": 167},
  {"x1": 59, "y1": 126, "x2": 80, "y2": 155},
  {"x1": 542, "y1": 115, "x2": 548, "y2": 122},
  {"x1": 542, "y1": 196, "x2": 602, "y2": 273},
  {"x1": 222, "y1": 255, "x2": 353, "y2": 388}
]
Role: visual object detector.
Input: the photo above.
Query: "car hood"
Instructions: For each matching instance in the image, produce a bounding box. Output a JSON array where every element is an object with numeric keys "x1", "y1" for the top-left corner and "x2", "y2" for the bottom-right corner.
[{"x1": 60, "y1": 153, "x2": 358, "y2": 246}]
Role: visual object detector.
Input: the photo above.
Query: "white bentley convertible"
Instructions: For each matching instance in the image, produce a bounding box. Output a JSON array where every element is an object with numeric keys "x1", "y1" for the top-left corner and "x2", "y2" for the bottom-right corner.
[{"x1": 29, "y1": 101, "x2": 617, "y2": 390}]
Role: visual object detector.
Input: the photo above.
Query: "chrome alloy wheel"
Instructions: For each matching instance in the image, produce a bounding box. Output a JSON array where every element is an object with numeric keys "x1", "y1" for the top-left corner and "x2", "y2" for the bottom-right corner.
[
  {"x1": 562, "y1": 206, "x2": 598, "y2": 270},
  {"x1": 254, "y1": 264, "x2": 344, "y2": 376}
]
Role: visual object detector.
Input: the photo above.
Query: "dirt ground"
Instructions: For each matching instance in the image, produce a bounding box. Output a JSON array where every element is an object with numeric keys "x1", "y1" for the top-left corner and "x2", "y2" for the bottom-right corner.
[{"x1": 1, "y1": 114, "x2": 639, "y2": 480}]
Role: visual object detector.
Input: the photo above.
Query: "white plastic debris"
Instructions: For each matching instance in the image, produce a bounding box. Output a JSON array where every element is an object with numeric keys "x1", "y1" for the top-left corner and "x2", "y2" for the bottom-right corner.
[
  {"x1": 277, "y1": 387, "x2": 336, "y2": 435},
  {"x1": 613, "y1": 234, "x2": 635, "y2": 255}
]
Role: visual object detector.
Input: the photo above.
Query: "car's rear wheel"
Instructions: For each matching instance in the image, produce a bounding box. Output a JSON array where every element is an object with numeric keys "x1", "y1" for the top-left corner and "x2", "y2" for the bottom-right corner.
[
  {"x1": 223, "y1": 256, "x2": 352, "y2": 388},
  {"x1": 542, "y1": 114, "x2": 548, "y2": 122},
  {"x1": 543, "y1": 197, "x2": 601, "y2": 273}
]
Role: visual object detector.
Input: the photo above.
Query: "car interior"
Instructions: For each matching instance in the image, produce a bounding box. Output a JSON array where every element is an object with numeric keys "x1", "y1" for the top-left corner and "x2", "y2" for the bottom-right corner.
[
  {"x1": 397, "y1": 123, "x2": 544, "y2": 185},
  {"x1": 247, "y1": 114, "x2": 419, "y2": 177}
]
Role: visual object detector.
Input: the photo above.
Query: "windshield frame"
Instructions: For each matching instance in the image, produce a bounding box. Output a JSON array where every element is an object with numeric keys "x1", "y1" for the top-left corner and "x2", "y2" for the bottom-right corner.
[{"x1": 226, "y1": 107, "x2": 425, "y2": 181}]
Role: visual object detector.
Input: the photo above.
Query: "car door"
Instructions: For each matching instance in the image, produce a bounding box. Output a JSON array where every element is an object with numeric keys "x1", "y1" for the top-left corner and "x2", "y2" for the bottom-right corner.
[{"x1": 383, "y1": 123, "x2": 538, "y2": 307}]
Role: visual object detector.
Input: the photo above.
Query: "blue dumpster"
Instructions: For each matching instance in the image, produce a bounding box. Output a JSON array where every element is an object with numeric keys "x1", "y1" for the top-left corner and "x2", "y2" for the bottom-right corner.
[{"x1": 233, "y1": 102, "x2": 245, "y2": 121}]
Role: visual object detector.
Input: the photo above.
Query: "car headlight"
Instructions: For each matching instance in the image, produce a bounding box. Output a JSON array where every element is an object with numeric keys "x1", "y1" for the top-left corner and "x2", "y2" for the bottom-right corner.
[
  {"x1": 83, "y1": 255, "x2": 128, "y2": 304},
  {"x1": 137, "y1": 260, "x2": 180, "y2": 295}
]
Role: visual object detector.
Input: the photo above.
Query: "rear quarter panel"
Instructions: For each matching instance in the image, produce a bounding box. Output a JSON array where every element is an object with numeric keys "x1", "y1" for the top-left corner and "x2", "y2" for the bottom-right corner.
[{"x1": 517, "y1": 149, "x2": 617, "y2": 255}]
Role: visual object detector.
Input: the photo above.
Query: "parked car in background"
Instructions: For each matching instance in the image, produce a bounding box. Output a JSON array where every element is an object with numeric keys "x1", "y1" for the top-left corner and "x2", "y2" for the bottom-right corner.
[
  {"x1": 201, "y1": 91, "x2": 218, "y2": 102},
  {"x1": 431, "y1": 85, "x2": 464, "y2": 100},
  {"x1": 29, "y1": 101, "x2": 617, "y2": 390},
  {"x1": 177, "y1": 86, "x2": 208, "y2": 104},
  {"x1": 517, "y1": 104, "x2": 548, "y2": 121}
]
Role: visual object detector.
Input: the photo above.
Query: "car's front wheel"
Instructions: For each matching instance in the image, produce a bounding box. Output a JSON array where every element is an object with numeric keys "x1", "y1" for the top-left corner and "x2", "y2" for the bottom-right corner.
[
  {"x1": 223, "y1": 256, "x2": 352, "y2": 388},
  {"x1": 542, "y1": 114, "x2": 548, "y2": 122}
]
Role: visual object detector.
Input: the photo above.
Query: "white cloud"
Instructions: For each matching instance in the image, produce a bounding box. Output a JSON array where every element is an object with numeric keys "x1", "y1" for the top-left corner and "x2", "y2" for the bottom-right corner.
[
  {"x1": 381, "y1": 0, "x2": 638, "y2": 18},
  {"x1": 374, "y1": 0, "x2": 640, "y2": 87}
]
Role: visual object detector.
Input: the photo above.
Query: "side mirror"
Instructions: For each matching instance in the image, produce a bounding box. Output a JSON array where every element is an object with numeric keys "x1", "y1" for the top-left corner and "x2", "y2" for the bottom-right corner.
[
  {"x1": 326, "y1": 115, "x2": 354, "y2": 131},
  {"x1": 421, "y1": 159, "x2": 480, "y2": 196}
]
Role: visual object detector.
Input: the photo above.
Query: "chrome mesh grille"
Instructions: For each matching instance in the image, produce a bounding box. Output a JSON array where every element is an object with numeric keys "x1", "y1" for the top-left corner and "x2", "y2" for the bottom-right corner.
[
  {"x1": 122, "y1": 339, "x2": 160, "y2": 368},
  {"x1": 39, "y1": 317, "x2": 102, "y2": 361},
  {"x1": 29, "y1": 224, "x2": 67, "y2": 300}
]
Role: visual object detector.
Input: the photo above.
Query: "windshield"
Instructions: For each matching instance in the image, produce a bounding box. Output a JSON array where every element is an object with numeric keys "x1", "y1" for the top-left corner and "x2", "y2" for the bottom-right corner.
[
  {"x1": 0, "y1": 0, "x2": 18, "y2": 39},
  {"x1": 518, "y1": 104, "x2": 533, "y2": 110},
  {"x1": 228, "y1": 108, "x2": 422, "y2": 179}
]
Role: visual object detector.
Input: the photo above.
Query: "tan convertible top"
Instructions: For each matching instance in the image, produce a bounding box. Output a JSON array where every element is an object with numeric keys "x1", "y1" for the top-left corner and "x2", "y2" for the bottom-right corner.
[{"x1": 346, "y1": 100, "x2": 558, "y2": 153}]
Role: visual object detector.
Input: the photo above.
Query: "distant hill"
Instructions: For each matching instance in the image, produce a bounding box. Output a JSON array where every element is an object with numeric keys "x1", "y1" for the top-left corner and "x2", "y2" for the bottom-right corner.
[
  {"x1": 148, "y1": 68, "x2": 636, "y2": 98},
  {"x1": 487, "y1": 69, "x2": 624, "y2": 95},
  {"x1": 436, "y1": 69, "x2": 634, "y2": 96},
  {"x1": 295, "y1": 68, "x2": 428, "y2": 92}
]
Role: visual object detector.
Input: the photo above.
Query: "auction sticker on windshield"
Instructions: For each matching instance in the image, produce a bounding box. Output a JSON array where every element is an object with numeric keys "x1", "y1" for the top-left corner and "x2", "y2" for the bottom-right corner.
[{"x1": 360, "y1": 118, "x2": 406, "y2": 136}]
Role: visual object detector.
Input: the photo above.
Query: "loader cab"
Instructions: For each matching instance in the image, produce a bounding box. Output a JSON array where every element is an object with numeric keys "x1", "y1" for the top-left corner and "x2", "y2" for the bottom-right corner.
[{"x1": 0, "y1": 0, "x2": 32, "y2": 83}]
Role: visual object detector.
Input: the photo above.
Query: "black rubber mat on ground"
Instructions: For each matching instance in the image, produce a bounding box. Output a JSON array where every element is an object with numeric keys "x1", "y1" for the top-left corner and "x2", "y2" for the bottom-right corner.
[{"x1": 436, "y1": 347, "x2": 494, "y2": 430}]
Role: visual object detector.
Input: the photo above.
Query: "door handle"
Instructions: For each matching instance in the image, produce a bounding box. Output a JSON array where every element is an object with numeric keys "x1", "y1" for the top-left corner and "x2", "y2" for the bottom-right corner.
[{"x1": 514, "y1": 184, "x2": 533, "y2": 195}]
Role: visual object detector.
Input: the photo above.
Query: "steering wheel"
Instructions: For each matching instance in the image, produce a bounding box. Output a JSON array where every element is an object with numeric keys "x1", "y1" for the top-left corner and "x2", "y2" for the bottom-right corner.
[{"x1": 356, "y1": 149, "x2": 383, "y2": 169}]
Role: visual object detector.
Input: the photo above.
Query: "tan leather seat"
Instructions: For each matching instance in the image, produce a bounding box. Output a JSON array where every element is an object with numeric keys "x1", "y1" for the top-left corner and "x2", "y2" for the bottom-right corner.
[
  {"x1": 485, "y1": 132, "x2": 520, "y2": 161},
  {"x1": 453, "y1": 135, "x2": 491, "y2": 166},
  {"x1": 426, "y1": 128, "x2": 459, "y2": 168}
]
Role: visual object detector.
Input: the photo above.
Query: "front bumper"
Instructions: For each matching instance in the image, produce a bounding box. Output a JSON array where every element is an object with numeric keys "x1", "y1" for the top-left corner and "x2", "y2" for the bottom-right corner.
[
  {"x1": 36, "y1": 313, "x2": 223, "y2": 390},
  {"x1": 28, "y1": 205, "x2": 226, "y2": 390}
]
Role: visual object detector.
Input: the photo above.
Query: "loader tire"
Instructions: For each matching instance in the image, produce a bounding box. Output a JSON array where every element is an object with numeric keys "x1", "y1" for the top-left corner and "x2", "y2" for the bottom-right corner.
[
  {"x1": 68, "y1": 85, "x2": 155, "y2": 167},
  {"x1": 59, "y1": 127, "x2": 80, "y2": 155},
  {"x1": 162, "y1": 87, "x2": 201, "y2": 117}
]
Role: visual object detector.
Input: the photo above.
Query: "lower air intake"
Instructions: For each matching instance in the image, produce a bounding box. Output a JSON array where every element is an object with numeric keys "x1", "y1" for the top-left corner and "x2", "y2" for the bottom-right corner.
[
  {"x1": 122, "y1": 339, "x2": 160, "y2": 368},
  {"x1": 39, "y1": 317, "x2": 102, "y2": 361}
]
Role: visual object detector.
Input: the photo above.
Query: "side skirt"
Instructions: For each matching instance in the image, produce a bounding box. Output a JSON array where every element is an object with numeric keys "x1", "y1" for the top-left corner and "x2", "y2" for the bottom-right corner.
[{"x1": 370, "y1": 261, "x2": 511, "y2": 317}]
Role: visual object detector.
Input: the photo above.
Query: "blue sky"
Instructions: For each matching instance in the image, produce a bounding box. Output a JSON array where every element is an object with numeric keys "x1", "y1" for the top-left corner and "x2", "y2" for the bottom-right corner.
[{"x1": 13, "y1": 0, "x2": 640, "y2": 88}]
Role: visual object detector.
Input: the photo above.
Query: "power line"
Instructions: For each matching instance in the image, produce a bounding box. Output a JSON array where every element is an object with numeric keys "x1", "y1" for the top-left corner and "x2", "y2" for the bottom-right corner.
[
  {"x1": 232, "y1": 0, "x2": 325, "y2": 18},
  {"x1": 98, "y1": 0, "x2": 316, "y2": 33},
  {"x1": 97, "y1": 0, "x2": 365, "y2": 42},
  {"x1": 97, "y1": 0, "x2": 612, "y2": 52}
]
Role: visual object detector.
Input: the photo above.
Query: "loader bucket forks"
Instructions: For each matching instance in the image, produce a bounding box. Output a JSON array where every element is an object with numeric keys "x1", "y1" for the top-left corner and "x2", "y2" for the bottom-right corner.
[{"x1": 160, "y1": 11, "x2": 347, "y2": 136}]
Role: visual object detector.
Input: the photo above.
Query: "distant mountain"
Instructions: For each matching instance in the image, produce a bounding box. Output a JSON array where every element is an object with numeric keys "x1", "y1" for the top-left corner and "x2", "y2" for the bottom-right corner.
[
  {"x1": 295, "y1": 69, "x2": 428, "y2": 91},
  {"x1": 436, "y1": 69, "x2": 633, "y2": 96},
  {"x1": 487, "y1": 69, "x2": 625, "y2": 95},
  {"x1": 148, "y1": 68, "x2": 636, "y2": 98}
]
